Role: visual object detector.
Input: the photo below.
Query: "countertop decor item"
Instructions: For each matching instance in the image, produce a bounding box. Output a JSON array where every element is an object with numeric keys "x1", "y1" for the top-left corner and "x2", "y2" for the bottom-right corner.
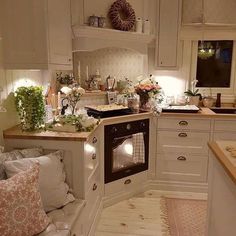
[
  {"x1": 202, "y1": 96, "x2": 214, "y2": 108},
  {"x1": 15, "y1": 86, "x2": 45, "y2": 131},
  {"x1": 46, "y1": 114, "x2": 98, "y2": 132},
  {"x1": 184, "y1": 79, "x2": 202, "y2": 106},
  {"x1": 60, "y1": 85, "x2": 85, "y2": 115},
  {"x1": 135, "y1": 76, "x2": 161, "y2": 111},
  {"x1": 108, "y1": 0, "x2": 136, "y2": 31}
]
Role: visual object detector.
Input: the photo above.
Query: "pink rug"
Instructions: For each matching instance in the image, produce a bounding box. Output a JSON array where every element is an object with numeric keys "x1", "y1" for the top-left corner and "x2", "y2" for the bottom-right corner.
[{"x1": 161, "y1": 197, "x2": 207, "y2": 236}]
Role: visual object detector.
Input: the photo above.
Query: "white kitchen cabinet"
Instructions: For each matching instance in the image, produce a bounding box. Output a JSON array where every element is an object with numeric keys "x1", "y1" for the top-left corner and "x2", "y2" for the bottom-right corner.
[
  {"x1": 0, "y1": 0, "x2": 72, "y2": 70},
  {"x1": 155, "y1": 0, "x2": 181, "y2": 69},
  {"x1": 213, "y1": 119, "x2": 236, "y2": 141},
  {"x1": 207, "y1": 149, "x2": 236, "y2": 236},
  {"x1": 156, "y1": 117, "x2": 211, "y2": 191},
  {"x1": 182, "y1": 0, "x2": 236, "y2": 26}
]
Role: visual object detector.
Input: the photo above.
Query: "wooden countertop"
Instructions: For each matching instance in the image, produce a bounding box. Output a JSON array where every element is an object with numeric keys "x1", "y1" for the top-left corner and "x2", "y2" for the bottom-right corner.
[
  {"x1": 161, "y1": 107, "x2": 236, "y2": 118},
  {"x1": 3, "y1": 108, "x2": 236, "y2": 141},
  {"x1": 208, "y1": 141, "x2": 236, "y2": 185},
  {"x1": 3, "y1": 125, "x2": 92, "y2": 141},
  {"x1": 3, "y1": 112, "x2": 153, "y2": 142}
]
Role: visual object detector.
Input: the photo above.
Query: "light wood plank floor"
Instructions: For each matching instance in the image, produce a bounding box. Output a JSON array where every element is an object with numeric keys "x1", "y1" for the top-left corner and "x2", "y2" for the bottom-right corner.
[{"x1": 95, "y1": 190, "x2": 207, "y2": 236}]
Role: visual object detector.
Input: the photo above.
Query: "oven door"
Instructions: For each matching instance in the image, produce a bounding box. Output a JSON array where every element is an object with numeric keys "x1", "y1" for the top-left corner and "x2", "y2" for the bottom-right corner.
[{"x1": 104, "y1": 119, "x2": 149, "y2": 183}]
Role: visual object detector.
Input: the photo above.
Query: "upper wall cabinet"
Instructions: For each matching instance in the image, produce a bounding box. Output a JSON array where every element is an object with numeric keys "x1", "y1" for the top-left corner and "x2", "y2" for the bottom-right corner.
[
  {"x1": 0, "y1": 0, "x2": 72, "y2": 70},
  {"x1": 182, "y1": 0, "x2": 236, "y2": 26},
  {"x1": 155, "y1": 0, "x2": 181, "y2": 69}
]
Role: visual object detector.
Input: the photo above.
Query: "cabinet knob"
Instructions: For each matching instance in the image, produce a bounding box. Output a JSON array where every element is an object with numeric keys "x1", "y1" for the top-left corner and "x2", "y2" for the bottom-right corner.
[
  {"x1": 179, "y1": 120, "x2": 188, "y2": 126},
  {"x1": 177, "y1": 156, "x2": 187, "y2": 161},
  {"x1": 112, "y1": 127, "x2": 117, "y2": 133},
  {"x1": 92, "y1": 137, "x2": 97, "y2": 144},
  {"x1": 126, "y1": 124, "x2": 131, "y2": 130},
  {"x1": 124, "y1": 179, "x2": 131, "y2": 185},
  {"x1": 178, "y1": 132, "x2": 187, "y2": 137},
  {"x1": 68, "y1": 58, "x2": 72, "y2": 62},
  {"x1": 92, "y1": 183, "x2": 97, "y2": 191},
  {"x1": 92, "y1": 153, "x2": 96, "y2": 160}
]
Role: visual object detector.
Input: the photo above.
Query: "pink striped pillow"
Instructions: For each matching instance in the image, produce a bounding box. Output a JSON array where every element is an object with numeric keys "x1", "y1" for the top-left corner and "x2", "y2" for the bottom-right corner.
[{"x1": 0, "y1": 164, "x2": 50, "y2": 236}]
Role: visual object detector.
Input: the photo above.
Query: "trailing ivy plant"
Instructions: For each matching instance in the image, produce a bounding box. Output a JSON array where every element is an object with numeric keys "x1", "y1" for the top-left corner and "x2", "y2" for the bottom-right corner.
[{"x1": 15, "y1": 86, "x2": 45, "y2": 131}]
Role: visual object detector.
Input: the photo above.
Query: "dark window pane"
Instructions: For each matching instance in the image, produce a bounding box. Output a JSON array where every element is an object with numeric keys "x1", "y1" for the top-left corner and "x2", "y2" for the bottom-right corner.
[{"x1": 196, "y1": 40, "x2": 233, "y2": 88}]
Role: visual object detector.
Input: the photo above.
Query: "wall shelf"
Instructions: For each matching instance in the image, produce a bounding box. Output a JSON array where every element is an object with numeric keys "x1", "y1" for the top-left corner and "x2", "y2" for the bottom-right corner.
[{"x1": 72, "y1": 25, "x2": 155, "y2": 54}]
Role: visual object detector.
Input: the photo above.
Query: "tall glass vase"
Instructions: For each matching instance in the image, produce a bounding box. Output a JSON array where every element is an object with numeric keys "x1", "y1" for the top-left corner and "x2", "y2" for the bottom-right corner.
[{"x1": 139, "y1": 92, "x2": 151, "y2": 111}]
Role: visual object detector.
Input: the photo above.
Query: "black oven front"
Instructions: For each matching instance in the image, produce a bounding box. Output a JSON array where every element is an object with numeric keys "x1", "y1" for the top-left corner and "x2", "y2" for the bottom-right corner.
[{"x1": 104, "y1": 119, "x2": 149, "y2": 184}]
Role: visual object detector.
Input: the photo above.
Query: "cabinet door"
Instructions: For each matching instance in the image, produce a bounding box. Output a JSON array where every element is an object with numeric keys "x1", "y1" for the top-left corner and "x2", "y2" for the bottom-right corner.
[
  {"x1": 156, "y1": 0, "x2": 180, "y2": 68},
  {"x1": 182, "y1": 0, "x2": 203, "y2": 25},
  {"x1": 182, "y1": 0, "x2": 236, "y2": 25},
  {"x1": 1, "y1": 0, "x2": 48, "y2": 69},
  {"x1": 47, "y1": 0, "x2": 72, "y2": 66}
]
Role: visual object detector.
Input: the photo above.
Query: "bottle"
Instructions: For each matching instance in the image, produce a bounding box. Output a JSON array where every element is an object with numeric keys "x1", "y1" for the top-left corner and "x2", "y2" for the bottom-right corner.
[{"x1": 215, "y1": 93, "x2": 221, "y2": 107}]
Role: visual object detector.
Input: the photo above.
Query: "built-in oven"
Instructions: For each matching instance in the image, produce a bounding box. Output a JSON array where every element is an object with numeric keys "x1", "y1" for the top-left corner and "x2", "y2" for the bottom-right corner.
[{"x1": 104, "y1": 119, "x2": 149, "y2": 183}]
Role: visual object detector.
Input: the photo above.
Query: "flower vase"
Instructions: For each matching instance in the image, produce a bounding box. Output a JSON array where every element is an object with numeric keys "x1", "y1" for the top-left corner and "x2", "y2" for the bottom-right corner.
[
  {"x1": 139, "y1": 92, "x2": 151, "y2": 111},
  {"x1": 189, "y1": 96, "x2": 200, "y2": 106}
]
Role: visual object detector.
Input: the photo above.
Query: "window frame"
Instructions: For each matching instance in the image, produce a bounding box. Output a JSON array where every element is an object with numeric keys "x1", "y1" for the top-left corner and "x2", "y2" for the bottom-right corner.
[{"x1": 190, "y1": 40, "x2": 236, "y2": 99}]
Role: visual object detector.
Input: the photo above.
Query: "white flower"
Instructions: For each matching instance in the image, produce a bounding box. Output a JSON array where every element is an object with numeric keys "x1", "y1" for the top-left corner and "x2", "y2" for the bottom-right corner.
[
  {"x1": 80, "y1": 116, "x2": 96, "y2": 127},
  {"x1": 76, "y1": 87, "x2": 85, "y2": 95},
  {"x1": 61, "y1": 86, "x2": 72, "y2": 95}
]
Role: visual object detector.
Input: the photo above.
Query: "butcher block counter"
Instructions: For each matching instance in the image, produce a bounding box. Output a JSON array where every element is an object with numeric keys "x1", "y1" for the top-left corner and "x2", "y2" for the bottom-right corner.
[
  {"x1": 3, "y1": 112, "x2": 153, "y2": 141},
  {"x1": 207, "y1": 141, "x2": 236, "y2": 236},
  {"x1": 208, "y1": 141, "x2": 236, "y2": 184}
]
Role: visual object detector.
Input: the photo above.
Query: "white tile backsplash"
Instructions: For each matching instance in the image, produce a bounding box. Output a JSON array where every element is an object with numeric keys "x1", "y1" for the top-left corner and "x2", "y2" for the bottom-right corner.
[{"x1": 73, "y1": 47, "x2": 145, "y2": 87}]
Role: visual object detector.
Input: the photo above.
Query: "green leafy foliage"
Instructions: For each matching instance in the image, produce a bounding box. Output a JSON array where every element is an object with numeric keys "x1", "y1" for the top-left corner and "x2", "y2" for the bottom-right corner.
[
  {"x1": 15, "y1": 86, "x2": 45, "y2": 131},
  {"x1": 184, "y1": 89, "x2": 202, "y2": 98}
]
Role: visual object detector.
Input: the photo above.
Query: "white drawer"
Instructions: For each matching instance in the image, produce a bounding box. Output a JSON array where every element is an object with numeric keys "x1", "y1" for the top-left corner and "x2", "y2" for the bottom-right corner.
[
  {"x1": 105, "y1": 171, "x2": 147, "y2": 197},
  {"x1": 158, "y1": 117, "x2": 211, "y2": 131},
  {"x1": 156, "y1": 153, "x2": 208, "y2": 182},
  {"x1": 214, "y1": 120, "x2": 236, "y2": 132},
  {"x1": 84, "y1": 142, "x2": 99, "y2": 184},
  {"x1": 157, "y1": 130, "x2": 209, "y2": 154},
  {"x1": 84, "y1": 168, "x2": 101, "y2": 233}
]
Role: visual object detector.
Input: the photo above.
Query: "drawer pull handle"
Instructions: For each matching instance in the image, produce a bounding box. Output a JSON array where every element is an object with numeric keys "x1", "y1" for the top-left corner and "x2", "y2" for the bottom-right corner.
[
  {"x1": 179, "y1": 121, "x2": 188, "y2": 126},
  {"x1": 92, "y1": 153, "x2": 96, "y2": 160},
  {"x1": 92, "y1": 183, "x2": 97, "y2": 191},
  {"x1": 177, "y1": 156, "x2": 187, "y2": 161},
  {"x1": 178, "y1": 132, "x2": 187, "y2": 137},
  {"x1": 92, "y1": 137, "x2": 97, "y2": 144},
  {"x1": 124, "y1": 179, "x2": 131, "y2": 185}
]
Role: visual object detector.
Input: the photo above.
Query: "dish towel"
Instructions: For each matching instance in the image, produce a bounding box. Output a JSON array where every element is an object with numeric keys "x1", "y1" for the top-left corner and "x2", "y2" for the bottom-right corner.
[{"x1": 132, "y1": 132, "x2": 145, "y2": 163}]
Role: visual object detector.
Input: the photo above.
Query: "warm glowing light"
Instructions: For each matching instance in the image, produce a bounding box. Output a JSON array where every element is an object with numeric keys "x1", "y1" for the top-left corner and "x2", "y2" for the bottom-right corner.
[
  {"x1": 153, "y1": 75, "x2": 185, "y2": 97},
  {"x1": 14, "y1": 78, "x2": 37, "y2": 91},
  {"x1": 124, "y1": 143, "x2": 133, "y2": 155},
  {"x1": 85, "y1": 144, "x2": 95, "y2": 153}
]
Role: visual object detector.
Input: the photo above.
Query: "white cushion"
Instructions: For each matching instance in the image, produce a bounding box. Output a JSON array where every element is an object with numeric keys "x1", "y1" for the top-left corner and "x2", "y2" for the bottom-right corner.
[
  {"x1": 19, "y1": 147, "x2": 44, "y2": 158},
  {"x1": 38, "y1": 199, "x2": 85, "y2": 236},
  {"x1": 4, "y1": 150, "x2": 75, "y2": 212},
  {"x1": 0, "y1": 150, "x2": 23, "y2": 180}
]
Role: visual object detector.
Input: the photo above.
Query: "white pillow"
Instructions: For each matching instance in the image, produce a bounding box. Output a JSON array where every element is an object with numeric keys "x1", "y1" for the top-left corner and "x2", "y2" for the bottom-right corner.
[
  {"x1": 19, "y1": 147, "x2": 44, "y2": 158},
  {"x1": 0, "y1": 150, "x2": 23, "y2": 180},
  {"x1": 4, "y1": 150, "x2": 75, "y2": 212}
]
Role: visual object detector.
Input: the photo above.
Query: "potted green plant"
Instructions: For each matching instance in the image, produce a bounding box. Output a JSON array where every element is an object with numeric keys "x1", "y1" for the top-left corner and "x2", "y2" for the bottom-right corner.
[
  {"x1": 184, "y1": 79, "x2": 202, "y2": 106},
  {"x1": 15, "y1": 86, "x2": 45, "y2": 131}
]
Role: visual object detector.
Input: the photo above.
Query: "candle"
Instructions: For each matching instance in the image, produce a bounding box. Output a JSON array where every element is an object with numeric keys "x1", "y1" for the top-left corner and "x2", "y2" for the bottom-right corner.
[
  {"x1": 51, "y1": 93, "x2": 56, "y2": 110},
  {"x1": 78, "y1": 61, "x2": 81, "y2": 78},
  {"x1": 57, "y1": 92, "x2": 61, "y2": 110},
  {"x1": 86, "y1": 65, "x2": 89, "y2": 80}
]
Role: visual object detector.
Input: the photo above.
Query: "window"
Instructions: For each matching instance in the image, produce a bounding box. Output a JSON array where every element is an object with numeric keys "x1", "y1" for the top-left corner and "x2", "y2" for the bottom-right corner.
[
  {"x1": 196, "y1": 40, "x2": 233, "y2": 88},
  {"x1": 190, "y1": 40, "x2": 236, "y2": 99}
]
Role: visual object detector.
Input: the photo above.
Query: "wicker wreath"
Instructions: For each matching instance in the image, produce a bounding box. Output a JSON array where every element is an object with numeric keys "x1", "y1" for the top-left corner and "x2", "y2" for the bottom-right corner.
[{"x1": 108, "y1": 0, "x2": 136, "y2": 31}]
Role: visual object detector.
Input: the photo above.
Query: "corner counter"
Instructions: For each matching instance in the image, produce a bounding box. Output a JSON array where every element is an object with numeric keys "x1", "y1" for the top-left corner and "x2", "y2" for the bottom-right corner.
[{"x1": 207, "y1": 141, "x2": 236, "y2": 236}]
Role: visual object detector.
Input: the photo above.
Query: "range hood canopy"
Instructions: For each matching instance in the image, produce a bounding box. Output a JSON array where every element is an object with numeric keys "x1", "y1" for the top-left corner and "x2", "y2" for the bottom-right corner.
[{"x1": 72, "y1": 26, "x2": 155, "y2": 54}]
